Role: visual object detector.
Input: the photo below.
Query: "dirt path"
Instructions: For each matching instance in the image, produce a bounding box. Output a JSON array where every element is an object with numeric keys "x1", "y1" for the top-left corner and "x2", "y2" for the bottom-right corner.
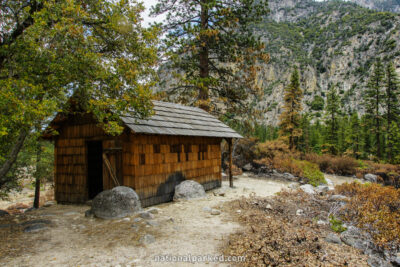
[
  {"x1": 0, "y1": 174, "x2": 355, "y2": 267},
  {"x1": 0, "y1": 175, "x2": 289, "y2": 267}
]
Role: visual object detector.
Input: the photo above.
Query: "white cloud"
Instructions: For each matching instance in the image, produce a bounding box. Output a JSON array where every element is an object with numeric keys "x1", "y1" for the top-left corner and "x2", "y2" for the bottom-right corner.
[{"x1": 141, "y1": 0, "x2": 166, "y2": 27}]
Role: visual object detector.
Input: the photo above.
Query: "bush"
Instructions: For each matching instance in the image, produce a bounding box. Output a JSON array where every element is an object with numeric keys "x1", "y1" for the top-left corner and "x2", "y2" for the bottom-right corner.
[
  {"x1": 294, "y1": 160, "x2": 326, "y2": 186},
  {"x1": 329, "y1": 215, "x2": 347, "y2": 233},
  {"x1": 304, "y1": 154, "x2": 358, "y2": 175},
  {"x1": 336, "y1": 182, "x2": 400, "y2": 248}
]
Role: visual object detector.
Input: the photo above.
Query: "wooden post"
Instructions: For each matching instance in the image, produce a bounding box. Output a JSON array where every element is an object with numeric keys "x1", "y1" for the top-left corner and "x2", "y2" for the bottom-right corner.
[{"x1": 228, "y1": 138, "x2": 233, "y2": 188}]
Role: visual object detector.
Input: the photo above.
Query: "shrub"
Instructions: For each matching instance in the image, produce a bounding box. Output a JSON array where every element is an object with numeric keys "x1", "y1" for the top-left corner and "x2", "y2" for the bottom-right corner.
[
  {"x1": 329, "y1": 215, "x2": 347, "y2": 233},
  {"x1": 304, "y1": 154, "x2": 358, "y2": 175},
  {"x1": 294, "y1": 160, "x2": 326, "y2": 186},
  {"x1": 335, "y1": 182, "x2": 400, "y2": 248}
]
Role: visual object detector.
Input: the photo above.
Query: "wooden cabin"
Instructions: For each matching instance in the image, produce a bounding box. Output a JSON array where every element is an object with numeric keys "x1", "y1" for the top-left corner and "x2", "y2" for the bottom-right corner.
[{"x1": 43, "y1": 101, "x2": 242, "y2": 207}]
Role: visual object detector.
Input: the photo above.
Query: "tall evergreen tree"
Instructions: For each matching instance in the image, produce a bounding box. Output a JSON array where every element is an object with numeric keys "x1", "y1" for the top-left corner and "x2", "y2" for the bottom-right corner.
[
  {"x1": 384, "y1": 62, "x2": 400, "y2": 162},
  {"x1": 323, "y1": 85, "x2": 341, "y2": 155},
  {"x1": 152, "y1": 0, "x2": 269, "y2": 115},
  {"x1": 348, "y1": 113, "x2": 362, "y2": 158},
  {"x1": 279, "y1": 68, "x2": 303, "y2": 150},
  {"x1": 363, "y1": 59, "x2": 385, "y2": 159}
]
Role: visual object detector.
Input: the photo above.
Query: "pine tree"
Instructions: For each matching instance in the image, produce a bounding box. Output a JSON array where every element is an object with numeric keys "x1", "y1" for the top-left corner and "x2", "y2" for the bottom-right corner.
[
  {"x1": 348, "y1": 113, "x2": 362, "y2": 158},
  {"x1": 279, "y1": 68, "x2": 303, "y2": 150},
  {"x1": 323, "y1": 85, "x2": 341, "y2": 155},
  {"x1": 152, "y1": 0, "x2": 269, "y2": 115},
  {"x1": 363, "y1": 59, "x2": 385, "y2": 159},
  {"x1": 384, "y1": 62, "x2": 400, "y2": 162},
  {"x1": 298, "y1": 113, "x2": 311, "y2": 153}
]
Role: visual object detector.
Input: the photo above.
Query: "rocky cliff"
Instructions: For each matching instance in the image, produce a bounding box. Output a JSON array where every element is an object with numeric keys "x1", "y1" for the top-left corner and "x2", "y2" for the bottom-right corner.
[{"x1": 257, "y1": 0, "x2": 400, "y2": 125}]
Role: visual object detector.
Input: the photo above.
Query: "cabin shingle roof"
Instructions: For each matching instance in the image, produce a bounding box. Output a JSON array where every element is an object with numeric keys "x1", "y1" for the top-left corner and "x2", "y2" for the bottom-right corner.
[{"x1": 121, "y1": 101, "x2": 242, "y2": 138}]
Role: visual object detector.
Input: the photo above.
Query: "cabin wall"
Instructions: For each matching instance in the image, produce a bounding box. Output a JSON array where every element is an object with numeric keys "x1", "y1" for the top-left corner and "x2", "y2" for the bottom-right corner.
[
  {"x1": 54, "y1": 121, "x2": 116, "y2": 203},
  {"x1": 123, "y1": 134, "x2": 222, "y2": 207}
]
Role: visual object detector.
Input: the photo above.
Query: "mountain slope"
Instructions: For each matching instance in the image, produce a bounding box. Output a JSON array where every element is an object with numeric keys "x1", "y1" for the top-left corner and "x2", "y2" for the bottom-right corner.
[
  {"x1": 256, "y1": 0, "x2": 400, "y2": 125},
  {"x1": 347, "y1": 0, "x2": 400, "y2": 13}
]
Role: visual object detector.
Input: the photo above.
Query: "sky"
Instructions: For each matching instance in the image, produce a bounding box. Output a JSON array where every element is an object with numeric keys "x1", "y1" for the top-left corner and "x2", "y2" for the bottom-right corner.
[{"x1": 142, "y1": 0, "x2": 165, "y2": 26}]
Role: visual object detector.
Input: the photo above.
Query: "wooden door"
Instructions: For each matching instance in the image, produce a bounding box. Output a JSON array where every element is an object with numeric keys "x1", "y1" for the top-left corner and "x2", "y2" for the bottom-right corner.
[{"x1": 102, "y1": 140, "x2": 123, "y2": 190}]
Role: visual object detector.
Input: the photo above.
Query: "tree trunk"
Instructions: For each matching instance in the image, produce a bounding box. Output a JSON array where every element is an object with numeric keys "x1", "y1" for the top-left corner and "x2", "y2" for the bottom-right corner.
[
  {"x1": 198, "y1": 0, "x2": 209, "y2": 111},
  {"x1": 0, "y1": 128, "x2": 29, "y2": 185},
  {"x1": 33, "y1": 141, "x2": 42, "y2": 209}
]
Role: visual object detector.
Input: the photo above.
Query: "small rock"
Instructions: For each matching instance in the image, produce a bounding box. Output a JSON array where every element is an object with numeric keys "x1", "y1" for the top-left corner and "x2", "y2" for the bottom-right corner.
[
  {"x1": 340, "y1": 226, "x2": 375, "y2": 251},
  {"x1": 272, "y1": 169, "x2": 278, "y2": 174},
  {"x1": 167, "y1": 217, "x2": 174, "y2": 223},
  {"x1": 222, "y1": 172, "x2": 228, "y2": 178},
  {"x1": 325, "y1": 233, "x2": 342, "y2": 244},
  {"x1": 24, "y1": 224, "x2": 48, "y2": 233},
  {"x1": 146, "y1": 220, "x2": 159, "y2": 227},
  {"x1": 0, "y1": 210, "x2": 9, "y2": 217},
  {"x1": 43, "y1": 201, "x2": 56, "y2": 207},
  {"x1": 283, "y1": 172, "x2": 295, "y2": 180},
  {"x1": 316, "y1": 185, "x2": 330, "y2": 194},
  {"x1": 364, "y1": 173, "x2": 377, "y2": 183},
  {"x1": 236, "y1": 210, "x2": 241, "y2": 213},
  {"x1": 329, "y1": 195, "x2": 348, "y2": 201},
  {"x1": 242, "y1": 172, "x2": 249, "y2": 177},
  {"x1": 122, "y1": 217, "x2": 131, "y2": 222},
  {"x1": 317, "y1": 220, "x2": 328, "y2": 225},
  {"x1": 300, "y1": 184, "x2": 315, "y2": 194},
  {"x1": 147, "y1": 208, "x2": 160, "y2": 214},
  {"x1": 368, "y1": 255, "x2": 392, "y2": 267},
  {"x1": 140, "y1": 234, "x2": 156, "y2": 245},
  {"x1": 133, "y1": 217, "x2": 142, "y2": 223},
  {"x1": 288, "y1": 183, "x2": 299, "y2": 189},
  {"x1": 296, "y1": 209, "x2": 304, "y2": 216},
  {"x1": 85, "y1": 209, "x2": 94, "y2": 218},
  {"x1": 139, "y1": 211, "x2": 154, "y2": 219},
  {"x1": 392, "y1": 256, "x2": 400, "y2": 266},
  {"x1": 210, "y1": 209, "x2": 221, "y2": 215},
  {"x1": 242, "y1": 163, "x2": 253, "y2": 172},
  {"x1": 265, "y1": 204, "x2": 273, "y2": 210},
  {"x1": 203, "y1": 207, "x2": 212, "y2": 212},
  {"x1": 325, "y1": 178, "x2": 334, "y2": 186}
]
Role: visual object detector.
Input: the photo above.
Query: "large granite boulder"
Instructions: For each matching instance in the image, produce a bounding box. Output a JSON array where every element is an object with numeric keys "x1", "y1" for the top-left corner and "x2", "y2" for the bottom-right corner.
[
  {"x1": 91, "y1": 186, "x2": 141, "y2": 219},
  {"x1": 173, "y1": 180, "x2": 206, "y2": 201},
  {"x1": 364, "y1": 173, "x2": 377, "y2": 183}
]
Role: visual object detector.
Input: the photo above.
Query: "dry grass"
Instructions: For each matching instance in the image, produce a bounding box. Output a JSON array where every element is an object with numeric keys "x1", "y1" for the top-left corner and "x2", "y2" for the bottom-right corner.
[
  {"x1": 336, "y1": 182, "x2": 400, "y2": 248},
  {"x1": 304, "y1": 154, "x2": 359, "y2": 176},
  {"x1": 223, "y1": 191, "x2": 368, "y2": 266}
]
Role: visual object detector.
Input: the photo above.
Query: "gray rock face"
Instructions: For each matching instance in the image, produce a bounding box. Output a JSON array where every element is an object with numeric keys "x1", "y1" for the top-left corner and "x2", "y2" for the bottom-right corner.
[
  {"x1": 173, "y1": 180, "x2": 206, "y2": 201},
  {"x1": 340, "y1": 226, "x2": 375, "y2": 252},
  {"x1": 300, "y1": 184, "x2": 315, "y2": 194},
  {"x1": 91, "y1": 186, "x2": 141, "y2": 219},
  {"x1": 325, "y1": 233, "x2": 342, "y2": 244},
  {"x1": 364, "y1": 173, "x2": 378, "y2": 183},
  {"x1": 288, "y1": 183, "x2": 299, "y2": 189}
]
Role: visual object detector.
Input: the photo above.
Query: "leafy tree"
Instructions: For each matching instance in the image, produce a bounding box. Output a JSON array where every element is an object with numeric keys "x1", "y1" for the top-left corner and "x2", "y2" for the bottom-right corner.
[
  {"x1": 279, "y1": 68, "x2": 303, "y2": 150},
  {"x1": 384, "y1": 62, "x2": 400, "y2": 162},
  {"x1": 151, "y1": 0, "x2": 269, "y2": 116},
  {"x1": 323, "y1": 85, "x2": 341, "y2": 155},
  {"x1": 363, "y1": 59, "x2": 385, "y2": 159},
  {"x1": 0, "y1": 0, "x2": 159, "y2": 190}
]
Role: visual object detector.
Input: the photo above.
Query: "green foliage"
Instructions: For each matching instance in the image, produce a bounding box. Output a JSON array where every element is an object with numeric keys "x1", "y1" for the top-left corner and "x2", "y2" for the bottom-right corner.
[
  {"x1": 329, "y1": 215, "x2": 347, "y2": 233},
  {"x1": 0, "y1": 0, "x2": 159, "y2": 191},
  {"x1": 310, "y1": 95, "x2": 324, "y2": 111},
  {"x1": 152, "y1": 0, "x2": 269, "y2": 118},
  {"x1": 279, "y1": 68, "x2": 303, "y2": 149},
  {"x1": 294, "y1": 160, "x2": 326, "y2": 186}
]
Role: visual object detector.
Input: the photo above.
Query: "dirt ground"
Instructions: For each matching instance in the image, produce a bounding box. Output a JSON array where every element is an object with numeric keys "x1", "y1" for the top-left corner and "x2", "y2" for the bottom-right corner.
[{"x1": 0, "y1": 174, "x2": 356, "y2": 267}]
